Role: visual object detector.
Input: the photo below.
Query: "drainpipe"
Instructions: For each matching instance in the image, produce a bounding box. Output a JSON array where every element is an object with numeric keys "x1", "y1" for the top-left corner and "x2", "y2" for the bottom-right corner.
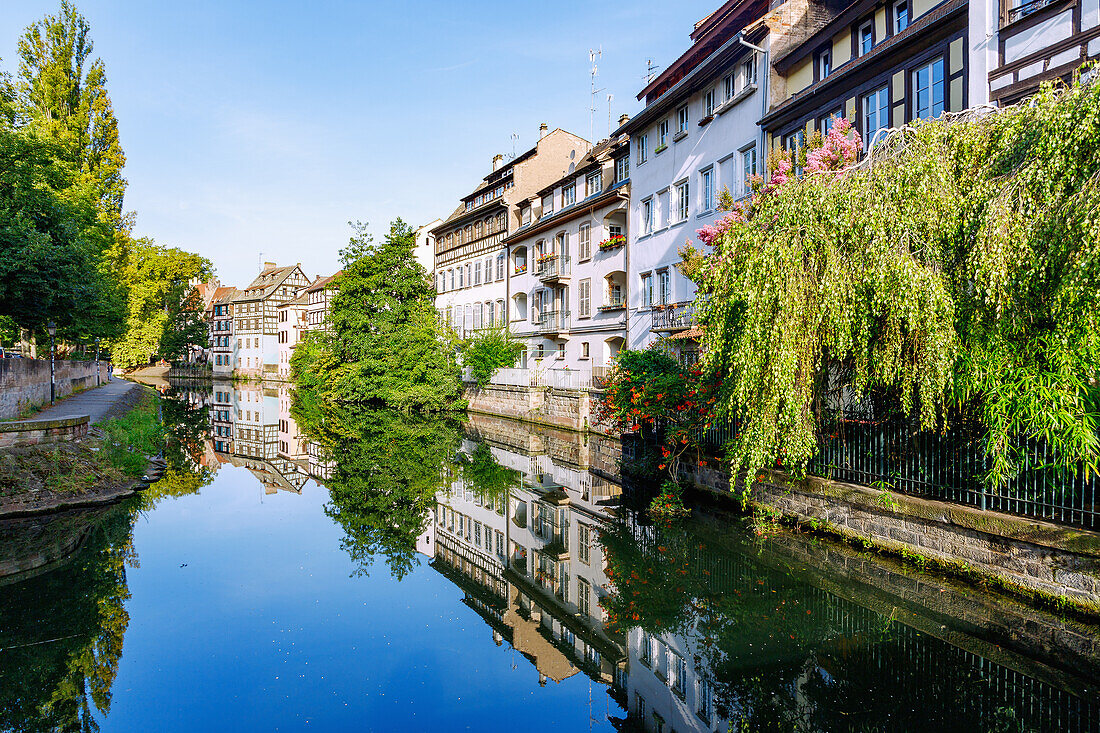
[{"x1": 739, "y1": 37, "x2": 770, "y2": 177}]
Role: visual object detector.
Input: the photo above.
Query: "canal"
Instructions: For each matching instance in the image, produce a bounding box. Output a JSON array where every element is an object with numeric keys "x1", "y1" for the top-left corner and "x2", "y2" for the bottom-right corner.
[{"x1": 0, "y1": 381, "x2": 1098, "y2": 732}]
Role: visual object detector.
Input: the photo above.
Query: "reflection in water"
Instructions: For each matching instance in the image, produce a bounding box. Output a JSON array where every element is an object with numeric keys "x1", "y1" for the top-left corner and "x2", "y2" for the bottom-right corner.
[{"x1": 0, "y1": 380, "x2": 1098, "y2": 731}]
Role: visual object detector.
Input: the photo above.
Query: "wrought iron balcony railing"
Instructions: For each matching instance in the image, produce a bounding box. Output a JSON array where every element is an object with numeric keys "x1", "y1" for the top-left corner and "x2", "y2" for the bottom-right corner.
[
  {"x1": 537, "y1": 255, "x2": 570, "y2": 282},
  {"x1": 650, "y1": 302, "x2": 694, "y2": 332}
]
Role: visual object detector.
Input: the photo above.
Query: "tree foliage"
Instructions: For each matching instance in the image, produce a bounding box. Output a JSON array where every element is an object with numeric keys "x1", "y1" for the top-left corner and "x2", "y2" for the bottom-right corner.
[
  {"x1": 291, "y1": 219, "x2": 462, "y2": 411},
  {"x1": 689, "y1": 73, "x2": 1100, "y2": 490},
  {"x1": 459, "y1": 326, "x2": 524, "y2": 387}
]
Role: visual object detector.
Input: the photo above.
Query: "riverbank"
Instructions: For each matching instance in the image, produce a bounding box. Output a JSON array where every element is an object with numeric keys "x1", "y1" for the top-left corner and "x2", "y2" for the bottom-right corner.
[{"x1": 0, "y1": 384, "x2": 164, "y2": 517}]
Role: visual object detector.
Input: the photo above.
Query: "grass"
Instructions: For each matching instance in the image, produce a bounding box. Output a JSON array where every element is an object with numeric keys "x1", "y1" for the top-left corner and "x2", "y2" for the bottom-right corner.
[{"x1": 0, "y1": 389, "x2": 163, "y2": 499}]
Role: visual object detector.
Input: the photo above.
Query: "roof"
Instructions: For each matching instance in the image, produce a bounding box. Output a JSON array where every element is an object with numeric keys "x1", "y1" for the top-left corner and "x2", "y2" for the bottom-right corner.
[
  {"x1": 232, "y1": 264, "x2": 304, "y2": 302},
  {"x1": 305, "y1": 271, "x2": 343, "y2": 293},
  {"x1": 212, "y1": 286, "x2": 240, "y2": 305},
  {"x1": 535, "y1": 136, "x2": 627, "y2": 197},
  {"x1": 503, "y1": 183, "x2": 629, "y2": 245}
]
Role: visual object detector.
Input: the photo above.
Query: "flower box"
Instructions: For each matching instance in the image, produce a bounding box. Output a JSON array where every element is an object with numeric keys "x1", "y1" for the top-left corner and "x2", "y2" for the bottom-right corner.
[
  {"x1": 598, "y1": 236, "x2": 626, "y2": 251},
  {"x1": 537, "y1": 253, "x2": 559, "y2": 263},
  {"x1": 654, "y1": 143, "x2": 668, "y2": 154},
  {"x1": 514, "y1": 265, "x2": 528, "y2": 274}
]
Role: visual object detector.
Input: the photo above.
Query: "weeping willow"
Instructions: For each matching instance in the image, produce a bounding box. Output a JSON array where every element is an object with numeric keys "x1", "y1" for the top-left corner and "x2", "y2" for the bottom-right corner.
[{"x1": 693, "y1": 70, "x2": 1100, "y2": 491}]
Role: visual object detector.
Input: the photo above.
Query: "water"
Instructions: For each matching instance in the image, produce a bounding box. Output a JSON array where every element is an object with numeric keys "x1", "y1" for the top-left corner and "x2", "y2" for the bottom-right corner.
[{"x1": 0, "y1": 381, "x2": 1098, "y2": 732}]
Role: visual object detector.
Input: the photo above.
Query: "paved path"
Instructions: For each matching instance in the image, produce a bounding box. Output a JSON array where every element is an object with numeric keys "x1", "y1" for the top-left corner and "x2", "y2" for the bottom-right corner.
[{"x1": 26, "y1": 379, "x2": 139, "y2": 425}]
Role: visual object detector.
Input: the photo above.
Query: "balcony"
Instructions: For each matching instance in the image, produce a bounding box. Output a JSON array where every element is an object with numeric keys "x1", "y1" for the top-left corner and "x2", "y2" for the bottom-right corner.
[
  {"x1": 651, "y1": 302, "x2": 694, "y2": 333},
  {"x1": 535, "y1": 310, "x2": 570, "y2": 336},
  {"x1": 599, "y1": 293, "x2": 626, "y2": 311},
  {"x1": 1001, "y1": 0, "x2": 1057, "y2": 25},
  {"x1": 537, "y1": 255, "x2": 570, "y2": 282}
]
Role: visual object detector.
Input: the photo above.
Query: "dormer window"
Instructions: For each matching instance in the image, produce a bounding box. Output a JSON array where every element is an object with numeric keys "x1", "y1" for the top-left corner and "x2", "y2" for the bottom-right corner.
[
  {"x1": 562, "y1": 182, "x2": 576, "y2": 207},
  {"x1": 817, "y1": 48, "x2": 832, "y2": 80},
  {"x1": 521, "y1": 205, "x2": 532, "y2": 225},
  {"x1": 586, "y1": 170, "x2": 602, "y2": 196},
  {"x1": 859, "y1": 20, "x2": 874, "y2": 55},
  {"x1": 894, "y1": 0, "x2": 909, "y2": 33},
  {"x1": 542, "y1": 193, "x2": 554, "y2": 216}
]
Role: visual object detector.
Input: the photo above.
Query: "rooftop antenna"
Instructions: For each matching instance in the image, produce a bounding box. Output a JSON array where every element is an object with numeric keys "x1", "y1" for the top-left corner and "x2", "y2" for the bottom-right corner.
[
  {"x1": 589, "y1": 47, "x2": 604, "y2": 143},
  {"x1": 645, "y1": 58, "x2": 661, "y2": 85},
  {"x1": 511, "y1": 132, "x2": 520, "y2": 158},
  {"x1": 258, "y1": 252, "x2": 263, "y2": 272},
  {"x1": 607, "y1": 93, "x2": 614, "y2": 135}
]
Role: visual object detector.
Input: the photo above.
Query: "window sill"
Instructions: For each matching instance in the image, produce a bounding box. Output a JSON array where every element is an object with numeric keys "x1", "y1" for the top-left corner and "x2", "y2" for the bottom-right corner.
[
  {"x1": 716, "y1": 84, "x2": 757, "y2": 115},
  {"x1": 673, "y1": 130, "x2": 688, "y2": 142},
  {"x1": 654, "y1": 144, "x2": 668, "y2": 155},
  {"x1": 698, "y1": 114, "x2": 714, "y2": 126},
  {"x1": 696, "y1": 209, "x2": 713, "y2": 219}
]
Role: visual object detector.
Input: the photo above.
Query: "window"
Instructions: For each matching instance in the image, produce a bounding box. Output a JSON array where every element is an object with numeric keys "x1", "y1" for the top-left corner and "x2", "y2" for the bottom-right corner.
[
  {"x1": 698, "y1": 678, "x2": 713, "y2": 721},
  {"x1": 522, "y1": 205, "x2": 532, "y2": 225},
  {"x1": 894, "y1": 0, "x2": 909, "y2": 33},
  {"x1": 579, "y1": 224, "x2": 591, "y2": 260},
  {"x1": 578, "y1": 578, "x2": 591, "y2": 615},
  {"x1": 641, "y1": 273, "x2": 653, "y2": 307},
  {"x1": 700, "y1": 168, "x2": 714, "y2": 212},
  {"x1": 562, "y1": 182, "x2": 576, "y2": 207},
  {"x1": 640, "y1": 632, "x2": 652, "y2": 664},
  {"x1": 586, "y1": 170, "x2": 601, "y2": 196},
  {"x1": 742, "y1": 147, "x2": 757, "y2": 196},
  {"x1": 675, "y1": 181, "x2": 689, "y2": 222},
  {"x1": 609, "y1": 223, "x2": 623, "y2": 239},
  {"x1": 820, "y1": 110, "x2": 842, "y2": 135},
  {"x1": 913, "y1": 58, "x2": 945, "y2": 120},
  {"x1": 658, "y1": 189, "x2": 670, "y2": 227},
  {"x1": 579, "y1": 278, "x2": 591, "y2": 317},
  {"x1": 581, "y1": 342, "x2": 589, "y2": 359},
  {"x1": 724, "y1": 72, "x2": 736, "y2": 101},
  {"x1": 448, "y1": 269, "x2": 455, "y2": 290},
  {"x1": 671, "y1": 654, "x2": 687, "y2": 694},
  {"x1": 703, "y1": 88, "x2": 716, "y2": 117},
  {"x1": 863, "y1": 85, "x2": 890, "y2": 147},
  {"x1": 556, "y1": 232, "x2": 568, "y2": 258},
  {"x1": 677, "y1": 105, "x2": 688, "y2": 134},
  {"x1": 458, "y1": 267, "x2": 464, "y2": 288},
  {"x1": 784, "y1": 129, "x2": 806, "y2": 176},
  {"x1": 497, "y1": 254, "x2": 505, "y2": 280},
  {"x1": 637, "y1": 133, "x2": 648, "y2": 164},
  {"x1": 474, "y1": 522, "x2": 481, "y2": 546},
  {"x1": 658, "y1": 119, "x2": 669, "y2": 147},
  {"x1": 542, "y1": 193, "x2": 554, "y2": 216},
  {"x1": 637, "y1": 695, "x2": 647, "y2": 721},
  {"x1": 515, "y1": 249, "x2": 527, "y2": 272},
  {"x1": 741, "y1": 57, "x2": 757, "y2": 89},
  {"x1": 474, "y1": 261, "x2": 481, "y2": 285},
  {"x1": 658, "y1": 270, "x2": 671, "y2": 305},
  {"x1": 578, "y1": 524, "x2": 591, "y2": 564},
  {"x1": 818, "y1": 47, "x2": 832, "y2": 79},
  {"x1": 557, "y1": 342, "x2": 565, "y2": 359},
  {"x1": 859, "y1": 20, "x2": 874, "y2": 55},
  {"x1": 615, "y1": 156, "x2": 629, "y2": 182},
  {"x1": 642, "y1": 198, "x2": 654, "y2": 234}
]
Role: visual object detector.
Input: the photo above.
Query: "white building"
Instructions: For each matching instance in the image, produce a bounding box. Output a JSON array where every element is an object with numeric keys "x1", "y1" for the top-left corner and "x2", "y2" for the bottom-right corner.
[
  {"x1": 414, "y1": 220, "x2": 441, "y2": 276},
  {"x1": 618, "y1": 1, "x2": 772, "y2": 358},
  {"x1": 504, "y1": 134, "x2": 631, "y2": 370},
  {"x1": 433, "y1": 126, "x2": 591, "y2": 339},
  {"x1": 276, "y1": 291, "x2": 307, "y2": 380}
]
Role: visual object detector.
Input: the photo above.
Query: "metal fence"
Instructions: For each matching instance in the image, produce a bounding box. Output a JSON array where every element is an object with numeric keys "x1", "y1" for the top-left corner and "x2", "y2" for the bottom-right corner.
[
  {"x1": 699, "y1": 400, "x2": 1100, "y2": 530},
  {"x1": 466, "y1": 366, "x2": 610, "y2": 390}
]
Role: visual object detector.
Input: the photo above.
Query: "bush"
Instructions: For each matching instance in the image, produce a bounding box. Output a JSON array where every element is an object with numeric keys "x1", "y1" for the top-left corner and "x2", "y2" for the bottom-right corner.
[{"x1": 460, "y1": 327, "x2": 524, "y2": 387}]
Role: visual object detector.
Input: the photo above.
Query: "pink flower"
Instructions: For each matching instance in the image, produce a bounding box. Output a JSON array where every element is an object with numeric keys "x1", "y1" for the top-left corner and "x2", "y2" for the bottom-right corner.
[{"x1": 805, "y1": 116, "x2": 863, "y2": 174}]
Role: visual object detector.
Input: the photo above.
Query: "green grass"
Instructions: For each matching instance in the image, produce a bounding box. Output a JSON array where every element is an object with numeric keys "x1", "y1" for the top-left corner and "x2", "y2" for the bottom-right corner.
[{"x1": 98, "y1": 391, "x2": 164, "y2": 476}]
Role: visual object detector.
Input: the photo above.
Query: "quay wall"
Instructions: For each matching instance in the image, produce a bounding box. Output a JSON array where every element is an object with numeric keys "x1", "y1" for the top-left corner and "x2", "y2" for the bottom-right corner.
[
  {"x1": 0, "y1": 415, "x2": 89, "y2": 448},
  {"x1": 463, "y1": 385, "x2": 1100, "y2": 610},
  {"x1": 0, "y1": 359, "x2": 99, "y2": 420}
]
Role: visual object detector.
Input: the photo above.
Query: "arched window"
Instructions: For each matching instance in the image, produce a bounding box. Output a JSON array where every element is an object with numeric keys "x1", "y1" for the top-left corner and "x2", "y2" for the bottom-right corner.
[
  {"x1": 513, "y1": 293, "x2": 527, "y2": 321},
  {"x1": 514, "y1": 247, "x2": 528, "y2": 273}
]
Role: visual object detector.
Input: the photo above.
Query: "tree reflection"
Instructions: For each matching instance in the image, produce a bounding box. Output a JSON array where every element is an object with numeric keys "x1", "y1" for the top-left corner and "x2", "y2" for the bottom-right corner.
[
  {"x1": 292, "y1": 394, "x2": 461, "y2": 580},
  {"x1": 0, "y1": 501, "x2": 138, "y2": 733}
]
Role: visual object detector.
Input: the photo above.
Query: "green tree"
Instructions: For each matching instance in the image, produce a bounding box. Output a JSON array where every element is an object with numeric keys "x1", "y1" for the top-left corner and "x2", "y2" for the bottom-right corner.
[
  {"x1": 459, "y1": 326, "x2": 524, "y2": 387},
  {"x1": 293, "y1": 219, "x2": 462, "y2": 410},
  {"x1": 110, "y1": 239, "x2": 212, "y2": 369},
  {"x1": 16, "y1": 0, "x2": 127, "y2": 228}
]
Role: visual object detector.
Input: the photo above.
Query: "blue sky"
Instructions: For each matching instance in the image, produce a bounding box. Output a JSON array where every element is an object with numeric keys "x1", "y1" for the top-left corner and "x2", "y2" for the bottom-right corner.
[{"x1": 1, "y1": 0, "x2": 714, "y2": 286}]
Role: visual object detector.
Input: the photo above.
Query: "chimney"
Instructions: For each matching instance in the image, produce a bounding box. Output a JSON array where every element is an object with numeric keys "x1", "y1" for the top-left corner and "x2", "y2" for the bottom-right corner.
[
  {"x1": 492, "y1": 154, "x2": 503, "y2": 171},
  {"x1": 539, "y1": 123, "x2": 548, "y2": 139},
  {"x1": 618, "y1": 113, "x2": 630, "y2": 127},
  {"x1": 263, "y1": 261, "x2": 276, "y2": 269}
]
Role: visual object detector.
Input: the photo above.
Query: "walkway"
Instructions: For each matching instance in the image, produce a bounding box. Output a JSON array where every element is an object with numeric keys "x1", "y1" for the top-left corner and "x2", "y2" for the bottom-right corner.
[{"x1": 27, "y1": 379, "x2": 139, "y2": 425}]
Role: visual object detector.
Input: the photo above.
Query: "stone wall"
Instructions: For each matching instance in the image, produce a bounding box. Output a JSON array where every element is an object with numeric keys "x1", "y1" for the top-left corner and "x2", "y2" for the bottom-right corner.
[
  {"x1": 0, "y1": 359, "x2": 99, "y2": 420},
  {"x1": 463, "y1": 382, "x2": 616, "y2": 436},
  {"x1": 0, "y1": 415, "x2": 89, "y2": 448}
]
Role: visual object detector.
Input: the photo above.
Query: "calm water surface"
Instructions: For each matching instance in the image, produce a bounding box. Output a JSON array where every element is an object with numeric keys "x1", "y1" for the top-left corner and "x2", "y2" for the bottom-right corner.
[{"x1": 0, "y1": 381, "x2": 1098, "y2": 732}]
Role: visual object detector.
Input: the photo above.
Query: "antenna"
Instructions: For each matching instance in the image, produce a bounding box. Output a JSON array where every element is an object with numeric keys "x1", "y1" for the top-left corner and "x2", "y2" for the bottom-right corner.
[
  {"x1": 588, "y1": 47, "x2": 604, "y2": 143},
  {"x1": 645, "y1": 58, "x2": 661, "y2": 85},
  {"x1": 607, "y1": 94, "x2": 614, "y2": 136},
  {"x1": 258, "y1": 252, "x2": 263, "y2": 272},
  {"x1": 511, "y1": 132, "x2": 520, "y2": 158}
]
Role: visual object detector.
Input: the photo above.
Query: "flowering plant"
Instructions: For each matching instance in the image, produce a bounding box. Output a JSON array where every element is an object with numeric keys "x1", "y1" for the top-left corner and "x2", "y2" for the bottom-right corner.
[
  {"x1": 537, "y1": 253, "x2": 558, "y2": 263},
  {"x1": 514, "y1": 264, "x2": 527, "y2": 274},
  {"x1": 598, "y1": 235, "x2": 626, "y2": 250}
]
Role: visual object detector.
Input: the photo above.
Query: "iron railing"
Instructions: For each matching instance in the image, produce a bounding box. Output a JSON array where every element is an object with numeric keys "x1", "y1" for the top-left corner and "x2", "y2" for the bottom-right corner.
[
  {"x1": 651, "y1": 302, "x2": 694, "y2": 332},
  {"x1": 698, "y1": 401, "x2": 1099, "y2": 529},
  {"x1": 537, "y1": 255, "x2": 571, "y2": 281},
  {"x1": 1003, "y1": 0, "x2": 1058, "y2": 25},
  {"x1": 600, "y1": 293, "x2": 627, "y2": 310},
  {"x1": 535, "y1": 309, "x2": 569, "y2": 334}
]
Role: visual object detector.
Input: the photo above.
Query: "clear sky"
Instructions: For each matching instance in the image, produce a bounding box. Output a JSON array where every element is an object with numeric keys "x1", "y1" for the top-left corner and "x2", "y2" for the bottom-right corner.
[{"x1": 1, "y1": 0, "x2": 715, "y2": 287}]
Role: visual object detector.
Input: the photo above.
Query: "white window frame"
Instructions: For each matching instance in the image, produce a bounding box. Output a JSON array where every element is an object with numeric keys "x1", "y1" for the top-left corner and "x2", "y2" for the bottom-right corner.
[
  {"x1": 641, "y1": 272, "x2": 653, "y2": 308},
  {"x1": 642, "y1": 198, "x2": 653, "y2": 235},
  {"x1": 700, "y1": 167, "x2": 714, "y2": 213},
  {"x1": 859, "y1": 20, "x2": 874, "y2": 56},
  {"x1": 913, "y1": 57, "x2": 945, "y2": 120},
  {"x1": 893, "y1": 0, "x2": 910, "y2": 33},
  {"x1": 863, "y1": 85, "x2": 890, "y2": 148},
  {"x1": 675, "y1": 180, "x2": 689, "y2": 222},
  {"x1": 703, "y1": 88, "x2": 716, "y2": 117},
  {"x1": 741, "y1": 145, "x2": 757, "y2": 197},
  {"x1": 637, "y1": 133, "x2": 648, "y2": 164},
  {"x1": 658, "y1": 119, "x2": 669, "y2": 147},
  {"x1": 677, "y1": 105, "x2": 689, "y2": 134},
  {"x1": 579, "y1": 278, "x2": 591, "y2": 317}
]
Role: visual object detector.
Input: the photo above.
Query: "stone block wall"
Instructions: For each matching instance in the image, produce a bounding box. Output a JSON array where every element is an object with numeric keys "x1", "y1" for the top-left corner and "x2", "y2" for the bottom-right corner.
[
  {"x1": 0, "y1": 415, "x2": 89, "y2": 448},
  {"x1": 0, "y1": 359, "x2": 99, "y2": 420},
  {"x1": 463, "y1": 382, "x2": 617, "y2": 436}
]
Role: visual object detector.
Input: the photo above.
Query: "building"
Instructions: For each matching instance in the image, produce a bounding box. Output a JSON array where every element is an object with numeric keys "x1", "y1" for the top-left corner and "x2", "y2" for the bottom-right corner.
[
  {"x1": 504, "y1": 134, "x2": 632, "y2": 369},
  {"x1": 303, "y1": 271, "x2": 342, "y2": 333},
  {"x1": 433, "y1": 125, "x2": 591, "y2": 339},
  {"x1": 617, "y1": 0, "x2": 774, "y2": 355},
  {"x1": 276, "y1": 291, "x2": 308, "y2": 380},
  {"x1": 230, "y1": 263, "x2": 310, "y2": 379},
  {"x1": 210, "y1": 287, "x2": 239, "y2": 377},
  {"x1": 415, "y1": 220, "x2": 441, "y2": 275},
  {"x1": 982, "y1": 0, "x2": 1100, "y2": 105}
]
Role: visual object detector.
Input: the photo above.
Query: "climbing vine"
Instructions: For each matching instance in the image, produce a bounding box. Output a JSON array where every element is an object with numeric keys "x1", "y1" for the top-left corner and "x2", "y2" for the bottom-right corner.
[{"x1": 687, "y1": 71, "x2": 1100, "y2": 491}]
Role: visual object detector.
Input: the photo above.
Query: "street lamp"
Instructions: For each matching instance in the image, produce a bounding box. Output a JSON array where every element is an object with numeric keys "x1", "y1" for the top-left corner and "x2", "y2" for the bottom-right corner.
[
  {"x1": 95, "y1": 337, "x2": 101, "y2": 386},
  {"x1": 47, "y1": 321, "x2": 57, "y2": 404}
]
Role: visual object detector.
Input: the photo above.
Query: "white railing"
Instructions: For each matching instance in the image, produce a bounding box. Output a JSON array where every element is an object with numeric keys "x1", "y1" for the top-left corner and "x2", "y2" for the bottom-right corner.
[{"x1": 465, "y1": 366, "x2": 610, "y2": 390}]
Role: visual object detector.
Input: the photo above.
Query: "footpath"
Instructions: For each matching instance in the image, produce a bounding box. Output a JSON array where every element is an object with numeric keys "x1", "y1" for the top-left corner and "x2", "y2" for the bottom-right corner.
[{"x1": 23, "y1": 378, "x2": 139, "y2": 425}]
